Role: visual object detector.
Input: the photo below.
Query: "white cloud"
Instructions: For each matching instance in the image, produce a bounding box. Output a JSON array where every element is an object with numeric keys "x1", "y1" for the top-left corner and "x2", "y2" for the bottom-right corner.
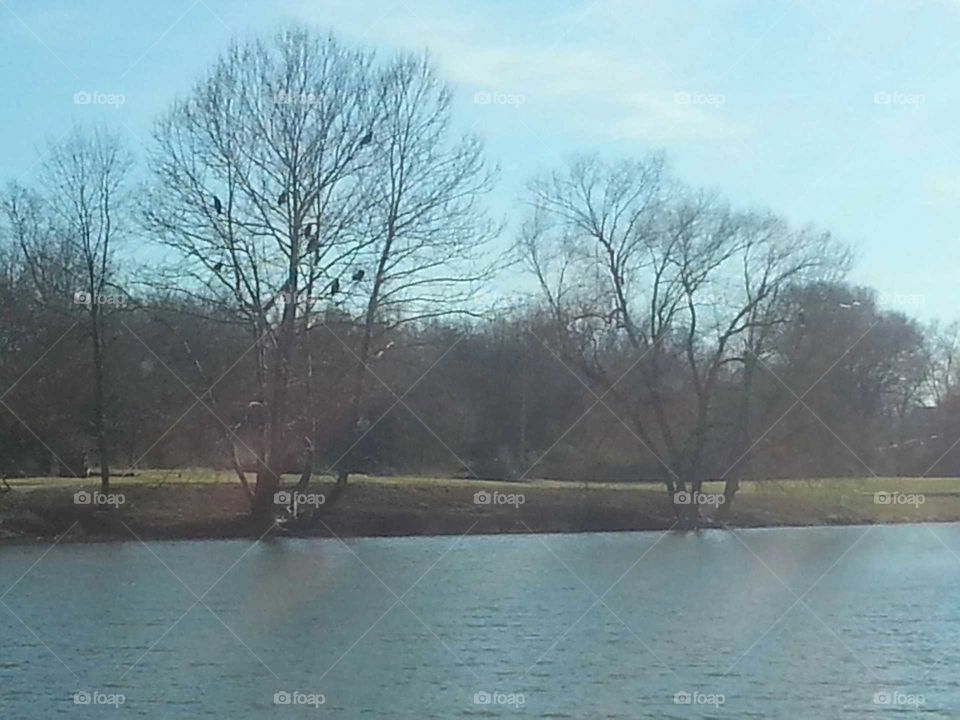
[
  {"x1": 410, "y1": 41, "x2": 744, "y2": 144},
  {"x1": 285, "y1": 0, "x2": 744, "y2": 145}
]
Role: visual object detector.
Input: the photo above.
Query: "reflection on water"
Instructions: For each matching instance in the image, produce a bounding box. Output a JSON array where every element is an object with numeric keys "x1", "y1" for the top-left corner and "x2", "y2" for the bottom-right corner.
[{"x1": 2, "y1": 524, "x2": 960, "y2": 718}]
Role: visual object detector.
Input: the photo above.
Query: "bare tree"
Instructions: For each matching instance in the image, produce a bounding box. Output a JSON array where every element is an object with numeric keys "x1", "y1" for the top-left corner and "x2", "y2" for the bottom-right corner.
[
  {"x1": 521, "y1": 153, "x2": 844, "y2": 525},
  {"x1": 4, "y1": 127, "x2": 132, "y2": 490},
  {"x1": 332, "y1": 52, "x2": 499, "y2": 484},
  {"x1": 144, "y1": 28, "x2": 382, "y2": 514},
  {"x1": 715, "y1": 216, "x2": 849, "y2": 513}
]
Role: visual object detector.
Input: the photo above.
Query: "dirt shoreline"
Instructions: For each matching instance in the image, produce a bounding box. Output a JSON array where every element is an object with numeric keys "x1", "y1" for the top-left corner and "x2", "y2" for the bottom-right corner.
[{"x1": 2, "y1": 474, "x2": 958, "y2": 545}]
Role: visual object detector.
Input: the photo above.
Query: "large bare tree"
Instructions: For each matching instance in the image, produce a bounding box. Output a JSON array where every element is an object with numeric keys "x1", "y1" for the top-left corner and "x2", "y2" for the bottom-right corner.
[
  {"x1": 521, "y1": 153, "x2": 844, "y2": 524},
  {"x1": 144, "y1": 28, "x2": 383, "y2": 513}
]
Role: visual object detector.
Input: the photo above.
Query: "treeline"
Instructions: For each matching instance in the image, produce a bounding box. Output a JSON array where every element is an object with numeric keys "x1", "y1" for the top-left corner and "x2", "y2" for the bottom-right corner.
[
  {"x1": 1, "y1": 26, "x2": 958, "y2": 517},
  {"x1": 0, "y1": 283, "x2": 957, "y2": 484}
]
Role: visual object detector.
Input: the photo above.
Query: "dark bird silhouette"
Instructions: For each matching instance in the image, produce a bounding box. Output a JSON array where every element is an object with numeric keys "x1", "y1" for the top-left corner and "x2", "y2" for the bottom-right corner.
[
  {"x1": 307, "y1": 234, "x2": 319, "y2": 253},
  {"x1": 358, "y1": 130, "x2": 373, "y2": 147},
  {"x1": 213, "y1": 195, "x2": 223, "y2": 215},
  {"x1": 278, "y1": 191, "x2": 288, "y2": 207},
  {"x1": 304, "y1": 223, "x2": 314, "y2": 238},
  {"x1": 330, "y1": 278, "x2": 340, "y2": 296},
  {"x1": 352, "y1": 269, "x2": 365, "y2": 282},
  {"x1": 244, "y1": 400, "x2": 267, "y2": 430},
  {"x1": 213, "y1": 261, "x2": 223, "y2": 273}
]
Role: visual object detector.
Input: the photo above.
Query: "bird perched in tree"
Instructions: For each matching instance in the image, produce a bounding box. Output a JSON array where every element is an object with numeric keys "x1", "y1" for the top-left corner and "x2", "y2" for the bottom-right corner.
[
  {"x1": 213, "y1": 195, "x2": 223, "y2": 215},
  {"x1": 213, "y1": 261, "x2": 223, "y2": 273},
  {"x1": 307, "y1": 234, "x2": 319, "y2": 253},
  {"x1": 278, "y1": 191, "x2": 288, "y2": 207},
  {"x1": 244, "y1": 400, "x2": 267, "y2": 430},
  {"x1": 330, "y1": 278, "x2": 340, "y2": 296},
  {"x1": 352, "y1": 269, "x2": 365, "y2": 282},
  {"x1": 358, "y1": 130, "x2": 373, "y2": 147},
  {"x1": 304, "y1": 223, "x2": 314, "y2": 238}
]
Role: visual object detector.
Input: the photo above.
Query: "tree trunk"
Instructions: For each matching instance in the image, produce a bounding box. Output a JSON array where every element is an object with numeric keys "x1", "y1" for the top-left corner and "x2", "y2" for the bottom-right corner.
[
  {"x1": 230, "y1": 443, "x2": 254, "y2": 506},
  {"x1": 339, "y1": 280, "x2": 380, "y2": 486},
  {"x1": 90, "y1": 306, "x2": 110, "y2": 493},
  {"x1": 718, "y1": 348, "x2": 759, "y2": 520},
  {"x1": 337, "y1": 357, "x2": 367, "y2": 486},
  {"x1": 340, "y1": 330, "x2": 372, "y2": 485},
  {"x1": 295, "y1": 438, "x2": 314, "y2": 492},
  {"x1": 717, "y1": 478, "x2": 739, "y2": 520},
  {"x1": 666, "y1": 478, "x2": 685, "y2": 520},
  {"x1": 339, "y1": 213, "x2": 395, "y2": 485},
  {"x1": 686, "y1": 477, "x2": 704, "y2": 528},
  {"x1": 252, "y1": 301, "x2": 296, "y2": 515}
]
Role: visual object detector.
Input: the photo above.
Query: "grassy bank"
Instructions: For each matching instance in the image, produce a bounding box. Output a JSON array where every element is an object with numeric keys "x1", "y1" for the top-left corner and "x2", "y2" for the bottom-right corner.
[{"x1": 1, "y1": 471, "x2": 959, "y2": 543}]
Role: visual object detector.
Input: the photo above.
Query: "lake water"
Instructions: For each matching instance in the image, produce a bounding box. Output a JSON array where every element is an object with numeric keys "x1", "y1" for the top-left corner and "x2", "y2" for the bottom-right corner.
[{"x1": 1, "y1": 524, "x2": 959, "y2": 718}]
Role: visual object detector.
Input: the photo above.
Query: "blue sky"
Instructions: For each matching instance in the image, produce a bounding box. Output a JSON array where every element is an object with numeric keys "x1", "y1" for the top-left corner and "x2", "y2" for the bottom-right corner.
[{"x1": 2, "y1": 0, "x2": 959, "y2": 320}]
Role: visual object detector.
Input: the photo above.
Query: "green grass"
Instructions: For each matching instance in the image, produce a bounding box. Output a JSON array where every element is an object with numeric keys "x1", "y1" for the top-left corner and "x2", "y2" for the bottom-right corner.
[
  {"x1": 6, "y1": 469, "x2": 240, "y2": 489},
  {"x1": 5, "y1": 471, "x2": 960, "y2": 540},
  {"x1": 12, "y1": 470, "x2": 960, "y2": 500}
]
